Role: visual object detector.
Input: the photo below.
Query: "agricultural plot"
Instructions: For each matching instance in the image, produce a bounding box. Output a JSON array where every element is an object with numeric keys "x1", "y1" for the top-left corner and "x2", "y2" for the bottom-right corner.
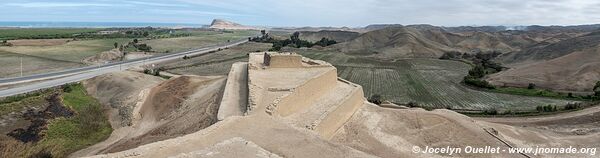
[
  {"x1": 0, "y1": 29, "x2": 256, "y2": 78},
  {"x1": 163, "y1": 42, "x2": 272, "y2": 76},
  {"x1": 144, "y1": 30, "x2": 257, "y2": 53},
  {"x1": 0, "y1": 38, "x2": 132, "y2": 63},
  {"x1": 0, "y1": 51, "x2": 83, "y2": 78},
  {"x1": 298, "y1": 50, "x2": 571, "y2": 112},
  {"x1": 0, "y1": 28, "x2": 102, "y2": 40}
]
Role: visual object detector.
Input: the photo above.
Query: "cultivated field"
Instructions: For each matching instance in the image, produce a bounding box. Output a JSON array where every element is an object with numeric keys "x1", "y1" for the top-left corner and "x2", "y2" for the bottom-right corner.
[
  {"x1": 0, "y1": 29, "x2": 257, "y2": 78},
  {"x1": 297, "y1": 50, "x2": 571, "y2": 112},
  {"x1": 0, "y1": 28, "x2": 102, "y2": 40},
  {"x1": 144, "y1": 30, "x2": 257, "y2": 53},
  {"x1": 162, "y1": 42, "x2": 272, "y2": 76},
  {"x1": 0, "y1": 51, "x2": 83, "y2": 78},
  {"x1": 0, "y1": 38, "x2": 132, "y2": 63}
]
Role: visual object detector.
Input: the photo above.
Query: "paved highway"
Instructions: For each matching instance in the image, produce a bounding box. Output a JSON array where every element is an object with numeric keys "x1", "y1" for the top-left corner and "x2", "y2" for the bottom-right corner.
[{"x1": 0, "y1": 39, "x2": 249, "y2": 97}]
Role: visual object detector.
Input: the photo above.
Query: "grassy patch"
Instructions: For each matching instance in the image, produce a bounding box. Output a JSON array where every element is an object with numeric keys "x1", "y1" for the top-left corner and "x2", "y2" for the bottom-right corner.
[
  {"x1": 15, "y1": 84, "x2": 110, "y2": 157},
  {"x1": 490, "y1": 87, "x2": 584, "y2": 100},
  {"x1": 0, "y1": 28, "x2": 103, "y2": 40},
  {"x1": 40, "y1": 84, "x2": 112, "y2": 156},
  {"x1": 0, "y1": 90, "x2": 53, "y2": 116}
]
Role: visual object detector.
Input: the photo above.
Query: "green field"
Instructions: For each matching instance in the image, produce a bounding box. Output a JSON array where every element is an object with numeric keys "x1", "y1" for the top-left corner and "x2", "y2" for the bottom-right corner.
[
  {"x1": 297, "y1": 50, "x2": 571, "y2": 112},
  {"x1": 144, "y1": 30, "x2": 257, "y2": 53},
  {"x1": 0, "y1": 29, "x2": 257, "y2": 78},
  {"x1": 0, "y1": 84, "x2": 111, "y2": 158},
  {"x1": 0, "y1": 38, "x2": 132, "y2": 63},
  {"x1": 0, "y1": 28, "x2": 103, "y2": 40},
  {"x1": 163, "y1": 42, "x2": 272, "y2": 75}
]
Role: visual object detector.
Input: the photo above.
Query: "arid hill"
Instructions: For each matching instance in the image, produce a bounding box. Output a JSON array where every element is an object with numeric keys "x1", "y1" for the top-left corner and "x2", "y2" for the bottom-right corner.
[
  {"x1": 209, "y1": 19, "x2": 257, "y2": 30},
  {"x1": 333, "y1": 23, "x2": 600, "y2": 60},
  {"x1": 335, "y1": 26, "x2": 458, "y2": 58},
  {"x1": 335, "y1": 25, "x2": 541, "y2": 58},
  {"x1": 488, "y1": 32, "x2": 600, "y2": 92},
  {"x1": 298, "y1": 30, "x2": 360, "y2": 42}
]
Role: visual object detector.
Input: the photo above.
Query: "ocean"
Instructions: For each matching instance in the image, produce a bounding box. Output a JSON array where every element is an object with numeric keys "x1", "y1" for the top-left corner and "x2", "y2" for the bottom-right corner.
[{"x1": 0, "y1": 21, "x2": 205, "y2": 28}]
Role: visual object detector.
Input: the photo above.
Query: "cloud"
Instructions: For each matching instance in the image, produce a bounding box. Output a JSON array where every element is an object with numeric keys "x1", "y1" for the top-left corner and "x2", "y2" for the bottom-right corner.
[
  {"x1": 4, "y1": 2, "x2": 117, "y2": 8},
  {"x1": 148, "y1": 9, "x2": 257, "y2": 17},
  {"x1": 123, "y1": 1, "x2": 188, "y2": 7},
  {"x1": 1, "y1": 0, "x2": 600, "y2": 26}
]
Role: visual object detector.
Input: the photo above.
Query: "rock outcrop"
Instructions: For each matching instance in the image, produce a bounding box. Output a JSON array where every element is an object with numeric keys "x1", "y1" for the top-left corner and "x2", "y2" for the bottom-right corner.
[{"x1": 209, "y1": 19, "x2": 257, "y2": 30}]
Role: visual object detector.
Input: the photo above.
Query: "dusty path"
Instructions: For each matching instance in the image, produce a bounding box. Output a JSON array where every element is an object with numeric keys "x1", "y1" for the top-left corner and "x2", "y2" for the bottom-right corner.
[{"x1": 475, "y1": 105, "x2": 600, "y2": 125}]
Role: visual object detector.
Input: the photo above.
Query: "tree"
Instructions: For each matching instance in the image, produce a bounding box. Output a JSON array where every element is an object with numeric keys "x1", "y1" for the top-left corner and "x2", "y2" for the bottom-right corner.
[
  {"x1": 143, "y1": 31, "x2": 149, "y2": 37},
  {"x1": 568, "y1": 92, "x2": 574, "y2": 98},
  {"x1": 133, "y1": 39, "x2": 138, "y2": 44},
  {"x1": 315, "y1": 38, "x2": 337, "y2": 47},
  {"x1": 594, "y1": 81, "x2": 600, "y2": 97},
  {"x1": 368, "y1": 94, "x2": 383, "y2": 105},
  {"x1": 468, "y1": 65, "x2": 486, "y2": 78},
  {"x1": 290, "y1": 32, "x2": 300, "y2": 44},
  {"x1": 114, "y1": 42, "x2": 118, "y2": 49},
  {"x1": 527, "y1": 83, "x2": 536, "y2": 89},
  {"x1": 260, "y1": 30, "x2": 266, "y2": 36},
  {"x1": 136, "y1": 44, "x2": 152, "y2": 52}
]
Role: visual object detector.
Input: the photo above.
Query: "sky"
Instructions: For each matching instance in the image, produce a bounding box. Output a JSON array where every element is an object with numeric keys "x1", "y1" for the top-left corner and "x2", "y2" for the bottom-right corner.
[{"x1": 1, "y1": 0, "x2": 600, "y2": 27}]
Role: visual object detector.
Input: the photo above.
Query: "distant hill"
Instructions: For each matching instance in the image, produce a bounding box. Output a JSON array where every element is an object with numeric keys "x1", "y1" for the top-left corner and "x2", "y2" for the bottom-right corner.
[
  {"x1": 363, "y1": 24, "x2": 404, "y2": 31},
  {"x1": 209, "y1": 19, "x2": 257, "y2": 30},
  {"x1": 269, "y1": 26, "x2": 357, "y2": 33},
  {"x1": 336, "y1": 26, "x2": 459, "y2": 58},
  {"x1": 443, "y1": 26, "x2": 508, "y2": 33},
  {"x1": 336, "y1": 25, "x2": 541, "y2": 58},
  {"x1": 499, "y1": 31, "x2": 600, "y2": 64},
  {"x1": 298, "y1": 30, "x2": 360, "y2": 42},
  {"x1": 488, "y1": 31, "x2": 600, "y2": 92}
]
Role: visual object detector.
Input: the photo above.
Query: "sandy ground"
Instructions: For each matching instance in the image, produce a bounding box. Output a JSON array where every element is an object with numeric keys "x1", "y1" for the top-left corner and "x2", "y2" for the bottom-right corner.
[
  {"x1": 79, "y1": 53, "x2": 600, "y2": 158},
  {"x1": 82, "y1": 49, "x2": 122, "y2": 64},
  {"x1": 476, "y1": 104, "x2": 600, "y2": 135},
  {"x1": 332, "y1": 104, "x2": 518, "y2": 158},
  {"x1": 124, "y1": 52, "x2": 152, "y2": 61},
  {"x1": 170, "y1": 137, "x2": 281, "y2": 158}
]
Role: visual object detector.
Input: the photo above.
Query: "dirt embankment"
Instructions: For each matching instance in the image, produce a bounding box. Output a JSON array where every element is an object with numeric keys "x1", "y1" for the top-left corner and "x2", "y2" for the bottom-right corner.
[
  {"x1": 73, "y1": 72, "x2": 226, "y2": 157},
  {"x1": 82, "y1": 49, "x2": 123, "y2": 64},
  {"x1": 332, "y1": 104, "x2": 518, "y2": 158},
  {"x1": 476, "y1": 104, "x2": 600, "y2": 135}
]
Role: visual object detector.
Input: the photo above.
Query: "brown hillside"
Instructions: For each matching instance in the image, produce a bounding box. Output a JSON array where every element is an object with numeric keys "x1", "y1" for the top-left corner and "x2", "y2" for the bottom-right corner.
[
  {"x1": 336, "y1": 26, "x2": 538, "y2": 59},
  {"x1": 336, "y1": 26, "x2": 459, "y2": 58},
  {"x1": 499, "y1": 32, "x2": 600, "y2": 64},
  {"x1": 209, "y1": 19, "x2": 257, "y2": 30},
  {"x1": 299, "y1": 30, "x2": 360, "y2": 42},
  {"x1": 488, "y1": 45, "x2": 600, "y2": 92}
]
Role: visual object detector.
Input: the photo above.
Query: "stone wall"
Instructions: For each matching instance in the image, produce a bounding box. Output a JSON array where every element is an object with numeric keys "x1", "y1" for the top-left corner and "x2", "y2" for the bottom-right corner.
[
  {"x1": 266, "y1": 54, "x2": 303, "y2": 68},
  {"x1": 217, "y1": 62, "x2": 248, "y2": 120},
  {"x1": 271, "y1": 68, "x2": 338, "y2": 117},
  {"x1": 315, "y1": 83, "x2": 365, "y2": 139}
]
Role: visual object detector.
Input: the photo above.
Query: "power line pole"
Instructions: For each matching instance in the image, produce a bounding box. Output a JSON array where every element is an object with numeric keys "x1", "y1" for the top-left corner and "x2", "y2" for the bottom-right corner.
[{"x1": 20, "y1": 55, "x2": 23, "y2": 77}]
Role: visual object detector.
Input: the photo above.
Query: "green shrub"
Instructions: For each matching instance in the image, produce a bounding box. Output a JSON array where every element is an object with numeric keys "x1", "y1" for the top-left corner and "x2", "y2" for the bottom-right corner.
[
  {"x1": 463, "y1": 76, "x2": 495, "y2": 89},
  {"x1": 368, "y1": 94, "x2": 383, "y2": 105},
  {"x1": 527, "y1": 83, "x2": 536, "y2": 89},
  {"x1": 564, "y1": 102, "x2": 581, "y2": 110}
]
